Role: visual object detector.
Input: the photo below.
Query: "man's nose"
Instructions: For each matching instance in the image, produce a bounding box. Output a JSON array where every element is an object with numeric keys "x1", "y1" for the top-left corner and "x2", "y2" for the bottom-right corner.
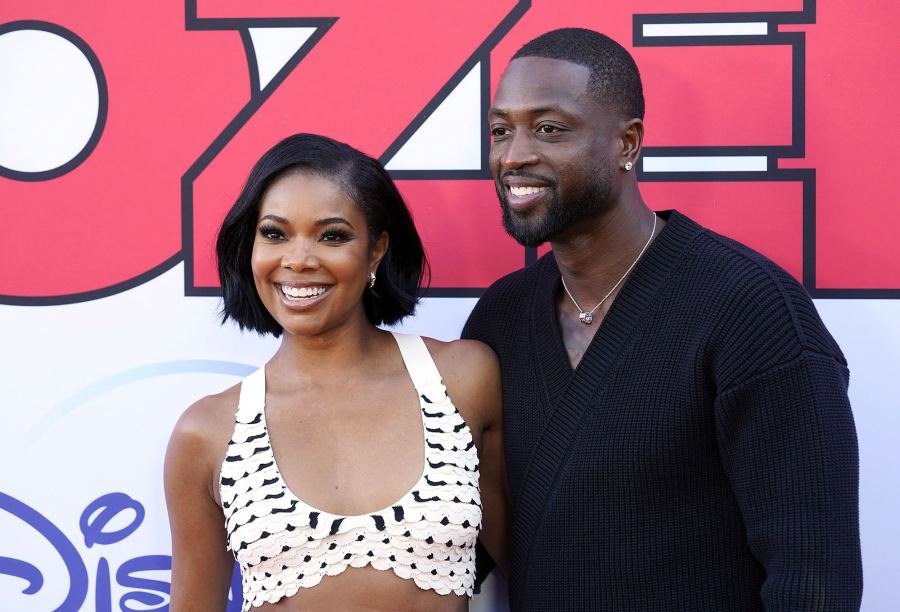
[{"x1": 499, "y1": 131, "x2": 540, "y2": 169}]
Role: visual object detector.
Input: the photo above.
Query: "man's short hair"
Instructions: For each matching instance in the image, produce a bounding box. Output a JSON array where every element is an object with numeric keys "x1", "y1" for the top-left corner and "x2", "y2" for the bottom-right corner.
[
  {"x1": 216, "y1": 133, "x2": 429, "y2": 335},
  {"x1": 513, "y1": 28, "x2": 645, "y2": 120}
]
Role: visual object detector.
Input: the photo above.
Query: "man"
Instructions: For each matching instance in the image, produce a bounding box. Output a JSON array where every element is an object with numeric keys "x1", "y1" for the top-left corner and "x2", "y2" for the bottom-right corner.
[{"x1": 463, "y1": 28, "x2": 862, "y2": 611}]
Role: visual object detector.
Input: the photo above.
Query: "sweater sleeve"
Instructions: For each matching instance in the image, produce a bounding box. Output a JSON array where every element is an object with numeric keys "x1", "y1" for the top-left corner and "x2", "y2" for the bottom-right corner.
[
  {"x1": 461, "y1": 280, "x2": 506, "y2": 347},
  {"x1": 713, "y1": 350, "x2": 862, "y2": 611},
  {"x1": 461, "y1": 297, "x2": 489, "y2": 344}
]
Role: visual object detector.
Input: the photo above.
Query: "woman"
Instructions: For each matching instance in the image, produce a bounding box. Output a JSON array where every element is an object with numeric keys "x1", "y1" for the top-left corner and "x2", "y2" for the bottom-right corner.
[{"x1": 164, "y1": 133, "x2": 509, "y2": 611}]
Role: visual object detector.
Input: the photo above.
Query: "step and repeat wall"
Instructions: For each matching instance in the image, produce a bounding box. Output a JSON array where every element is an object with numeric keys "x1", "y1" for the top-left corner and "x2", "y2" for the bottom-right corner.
[{"x1": 2, "y1": 2, "x2": 898, "y2": 610}]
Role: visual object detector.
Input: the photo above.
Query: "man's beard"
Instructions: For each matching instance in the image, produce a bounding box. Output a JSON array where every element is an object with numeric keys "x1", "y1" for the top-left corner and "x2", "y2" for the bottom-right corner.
[{"x1": 497, "y1": 168, "x2": 613, "y2": 248}]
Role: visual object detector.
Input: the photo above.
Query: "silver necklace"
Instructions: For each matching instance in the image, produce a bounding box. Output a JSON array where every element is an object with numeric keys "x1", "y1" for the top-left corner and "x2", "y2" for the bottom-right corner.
[{"x1": 560, "y1": 212, "x2": 658, "y2": 324}]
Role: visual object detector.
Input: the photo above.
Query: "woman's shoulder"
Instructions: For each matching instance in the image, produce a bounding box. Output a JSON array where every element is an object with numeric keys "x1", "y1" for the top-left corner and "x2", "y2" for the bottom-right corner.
[
  {"x1": 422, "y1": 336, "x2": 500, "y2": 381},
  {"x1": 164, "y1": 382, "x2": 246, "y2": 506},
  {"x1": 169, "y1": 382, "x2": 242, "y2": 454},
  {"x1": 421, "y1": 336, "x2": 501, "y2": 431}
]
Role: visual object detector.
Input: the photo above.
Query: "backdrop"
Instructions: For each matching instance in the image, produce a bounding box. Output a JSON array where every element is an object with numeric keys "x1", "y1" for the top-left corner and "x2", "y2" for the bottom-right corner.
[{"x1": 1, "y1": 1, "x2": 898, "y2": 610}]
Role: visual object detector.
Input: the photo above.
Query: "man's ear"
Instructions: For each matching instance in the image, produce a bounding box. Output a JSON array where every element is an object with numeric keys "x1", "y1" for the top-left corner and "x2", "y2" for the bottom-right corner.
[{"x1": 618, "y1": 118, "x2": 644, "y2": 169}]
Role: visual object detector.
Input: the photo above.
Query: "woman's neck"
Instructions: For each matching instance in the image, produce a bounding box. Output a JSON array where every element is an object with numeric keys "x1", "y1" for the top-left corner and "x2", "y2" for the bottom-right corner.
[{"x1": 268, "y1": 316, "x2": 387, "y2": 383}]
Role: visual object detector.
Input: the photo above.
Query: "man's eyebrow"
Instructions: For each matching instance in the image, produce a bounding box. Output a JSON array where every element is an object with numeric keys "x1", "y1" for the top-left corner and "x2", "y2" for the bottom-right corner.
[{"x1": 488, "y1": 105, "x2": 568, "y2": 117}]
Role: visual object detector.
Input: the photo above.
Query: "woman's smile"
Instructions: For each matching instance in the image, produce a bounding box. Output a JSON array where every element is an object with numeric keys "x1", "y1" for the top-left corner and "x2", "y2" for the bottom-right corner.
[{"x1": 275, "y1": 282, "x2": 333, "y2": 310}]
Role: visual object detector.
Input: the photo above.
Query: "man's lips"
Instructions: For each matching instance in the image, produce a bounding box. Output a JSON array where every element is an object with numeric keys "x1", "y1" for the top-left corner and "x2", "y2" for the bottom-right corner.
[
  {"x1": 501, "y1": 171, "x2": 552, "y2": 188},
  {"x1": 509, "y1": 185, "x2": 549, "y2": 198},
  {"x1": 502, "y1": 179, "x2": 551, "y2": 211}
]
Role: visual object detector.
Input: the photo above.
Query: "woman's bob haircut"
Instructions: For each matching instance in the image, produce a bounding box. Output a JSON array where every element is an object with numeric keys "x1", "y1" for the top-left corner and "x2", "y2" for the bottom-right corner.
[{"x1": 216, "y1": 133, "x2": 429, "y2": 336}]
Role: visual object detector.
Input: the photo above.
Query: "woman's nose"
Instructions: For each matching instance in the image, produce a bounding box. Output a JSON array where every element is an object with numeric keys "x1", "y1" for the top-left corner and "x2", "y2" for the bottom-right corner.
[{"x1": 281, "y1": 241, "x2": 319, "y2": 271}]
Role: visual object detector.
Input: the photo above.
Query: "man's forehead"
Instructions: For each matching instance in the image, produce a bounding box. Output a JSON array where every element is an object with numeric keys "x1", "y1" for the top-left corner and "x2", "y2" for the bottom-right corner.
[{"x1": 491, "y1": 56, "x2": 593, "y2": 114}]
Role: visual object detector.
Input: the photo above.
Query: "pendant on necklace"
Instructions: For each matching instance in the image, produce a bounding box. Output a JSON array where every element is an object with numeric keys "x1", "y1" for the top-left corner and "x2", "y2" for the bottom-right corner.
[{"x1": 578, "y1": 311, "x2": 594, "y2": 325}]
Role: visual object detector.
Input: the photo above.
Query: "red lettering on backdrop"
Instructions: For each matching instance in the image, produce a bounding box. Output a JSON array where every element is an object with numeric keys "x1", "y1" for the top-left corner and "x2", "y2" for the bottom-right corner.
[
  {"x1": 0, "y1": 1, "x2": 247, "y2": 301},
  {"x1": 2, "y1": 0, "x2": 897, "y2": 302},
  {"x1": 780, "y1": 1, "x2": 900, "y2": 290}
]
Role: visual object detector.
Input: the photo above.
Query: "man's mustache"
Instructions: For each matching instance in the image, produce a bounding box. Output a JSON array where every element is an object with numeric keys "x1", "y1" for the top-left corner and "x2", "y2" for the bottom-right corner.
[{"x1": 498, "y1": 170, "x2": 556, "y2": 186}]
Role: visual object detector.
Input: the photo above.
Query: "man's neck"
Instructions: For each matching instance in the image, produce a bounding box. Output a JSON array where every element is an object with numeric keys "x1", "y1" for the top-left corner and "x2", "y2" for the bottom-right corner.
[
  {"x1": 550, "y1": 196, "x2": 661, "y2": 369},
  {"x1": 551, "y1": 199, "x2": 658, "y2": 302}
]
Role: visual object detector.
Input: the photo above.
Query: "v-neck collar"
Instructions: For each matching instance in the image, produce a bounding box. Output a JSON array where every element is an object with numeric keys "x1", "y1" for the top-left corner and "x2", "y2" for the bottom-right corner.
[{"x1": 529, "y1": 210, "x2": 702, "y2": 413}]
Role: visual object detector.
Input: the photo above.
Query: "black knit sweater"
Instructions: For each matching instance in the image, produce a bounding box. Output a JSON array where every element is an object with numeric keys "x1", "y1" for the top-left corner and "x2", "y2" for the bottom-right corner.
[{"x1": 463, "y1": 211, "x2": 861, "y2": 611}]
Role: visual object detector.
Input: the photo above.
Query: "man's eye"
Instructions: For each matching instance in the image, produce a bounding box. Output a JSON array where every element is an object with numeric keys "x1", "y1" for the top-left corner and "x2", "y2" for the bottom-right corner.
[
  {"x1": 537, "y1": 124, "x2": 560, "y2": 134},
  {"x1": 491, "y1": 126, "x2": 510, "y2": 138}
]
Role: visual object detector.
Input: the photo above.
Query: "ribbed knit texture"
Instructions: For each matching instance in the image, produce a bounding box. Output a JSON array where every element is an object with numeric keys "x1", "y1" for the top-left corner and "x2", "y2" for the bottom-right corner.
[{"x1": 463, "y1": 211, "x2": 861, "y2": 611}]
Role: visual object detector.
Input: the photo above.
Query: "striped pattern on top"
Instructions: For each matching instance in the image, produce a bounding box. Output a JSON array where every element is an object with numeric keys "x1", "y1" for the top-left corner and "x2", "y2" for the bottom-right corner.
[{"x1": 220, "y1": 333, "x2": 482, "y2": 611}]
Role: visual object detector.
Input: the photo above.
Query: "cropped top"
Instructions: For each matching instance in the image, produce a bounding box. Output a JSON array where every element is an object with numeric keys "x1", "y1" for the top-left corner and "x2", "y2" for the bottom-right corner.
[{"x1": 219, "y1": 333, "x2": 482, "y2": 610}]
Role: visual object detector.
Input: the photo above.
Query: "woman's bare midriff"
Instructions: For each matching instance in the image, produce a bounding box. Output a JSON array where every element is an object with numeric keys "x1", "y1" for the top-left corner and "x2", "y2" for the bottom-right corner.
[{"x1": 248, "y1": 565, "x2": 469, "y2": 612}]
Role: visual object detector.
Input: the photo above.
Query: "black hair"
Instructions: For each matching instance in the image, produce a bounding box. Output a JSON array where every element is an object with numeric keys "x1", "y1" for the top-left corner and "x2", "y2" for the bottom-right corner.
[
  {"x1": 216, "y1": 133, "x2": 429, "y2": 335},
  {"x1": 513, "y1": 28, "x2": 645, "y2": 120}
]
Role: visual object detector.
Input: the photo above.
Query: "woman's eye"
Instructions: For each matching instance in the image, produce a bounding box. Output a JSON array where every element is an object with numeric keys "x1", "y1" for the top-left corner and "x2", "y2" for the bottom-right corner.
[
  {"x1": 258, "y1": 226, "x2": 284, "y2": 240},
  {"x1": 322, "y1": 229, "x2": 353, "y2": 242}
]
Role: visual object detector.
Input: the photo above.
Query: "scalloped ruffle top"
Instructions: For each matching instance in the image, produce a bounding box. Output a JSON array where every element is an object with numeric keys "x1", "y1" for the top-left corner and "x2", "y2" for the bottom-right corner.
[{"x1": 219, "y1": 332, "x2": 482, "y2": 610}]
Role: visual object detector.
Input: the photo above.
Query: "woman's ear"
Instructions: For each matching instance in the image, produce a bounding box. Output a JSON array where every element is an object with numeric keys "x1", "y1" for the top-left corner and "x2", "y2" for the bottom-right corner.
[{"x1": 370, "y1": 231, "x2": 389, "y2": 270}]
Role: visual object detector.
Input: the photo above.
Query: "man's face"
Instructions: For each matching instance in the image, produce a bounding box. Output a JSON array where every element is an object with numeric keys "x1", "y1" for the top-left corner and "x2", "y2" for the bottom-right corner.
[{"x1": 488, "y1": 57, "x2": 621, "y2": 247}]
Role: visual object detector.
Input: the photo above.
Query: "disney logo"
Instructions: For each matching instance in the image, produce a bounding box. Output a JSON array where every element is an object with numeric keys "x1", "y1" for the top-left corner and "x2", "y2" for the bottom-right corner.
[{"x1": 0, "y1": 491, "x2": 241, "y2": 611}]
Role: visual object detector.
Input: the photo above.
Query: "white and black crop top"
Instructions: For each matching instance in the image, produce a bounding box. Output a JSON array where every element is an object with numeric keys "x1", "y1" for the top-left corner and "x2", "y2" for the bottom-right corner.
[{"x1": 219, "y1": 333, "x2": 482, "y2": 610}]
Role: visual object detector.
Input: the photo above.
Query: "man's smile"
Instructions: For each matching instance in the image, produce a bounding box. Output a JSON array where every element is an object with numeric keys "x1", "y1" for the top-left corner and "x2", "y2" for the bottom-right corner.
[{"x1": 510, "y1": 185, "x2": 548, "y2": 197}]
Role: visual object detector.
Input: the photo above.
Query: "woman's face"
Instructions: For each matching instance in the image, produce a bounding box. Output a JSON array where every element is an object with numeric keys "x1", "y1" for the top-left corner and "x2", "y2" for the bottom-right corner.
[{"x1": 250, "y1": 171, "x2": 387, "y2": 337}]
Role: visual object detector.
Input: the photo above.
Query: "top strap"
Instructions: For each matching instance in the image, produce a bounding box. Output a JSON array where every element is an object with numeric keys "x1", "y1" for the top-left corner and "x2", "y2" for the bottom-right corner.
[
  {"x1": 236, "y1": 366, "x2": 266, "y2": 419},
  {"x1": 391, "y1": 332, "x2": 443, "y2": 393}
]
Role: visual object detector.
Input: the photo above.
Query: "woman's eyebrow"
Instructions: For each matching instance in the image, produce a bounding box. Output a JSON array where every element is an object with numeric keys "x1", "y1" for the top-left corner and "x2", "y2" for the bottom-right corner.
[
  {"x1": 316, "y1": 216, "x2": 353, "y2": 228},
  {"x1": 258, "y1": 214, "x2": 288, "y2": 224}
]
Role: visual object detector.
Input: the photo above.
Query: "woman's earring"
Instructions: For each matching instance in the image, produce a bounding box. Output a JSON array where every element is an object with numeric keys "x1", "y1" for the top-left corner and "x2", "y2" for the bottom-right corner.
[
  {"x1": 368, "y1": 271, "x2": 376, "y2": 289},
  {"x1": 624, "y1": 161, "x2": 634, "y2": 172}
]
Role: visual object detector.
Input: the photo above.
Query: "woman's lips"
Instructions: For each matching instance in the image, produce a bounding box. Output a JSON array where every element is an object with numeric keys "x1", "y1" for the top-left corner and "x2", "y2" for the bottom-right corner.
[{"x1": 275, "y1": 283, "x2": 332, "y2": 310}]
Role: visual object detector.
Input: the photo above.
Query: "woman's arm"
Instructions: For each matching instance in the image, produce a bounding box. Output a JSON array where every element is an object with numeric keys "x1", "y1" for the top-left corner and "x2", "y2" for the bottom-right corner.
[
  {"x1": 164, "y1": 396, "x2": 236, "y2": 611},
  {"x1": 474, "y1": 358, "x2": 511, "y2": 577},
  {"x1": 431, "y1": 338, "x2": 511, "y2": 576}
]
